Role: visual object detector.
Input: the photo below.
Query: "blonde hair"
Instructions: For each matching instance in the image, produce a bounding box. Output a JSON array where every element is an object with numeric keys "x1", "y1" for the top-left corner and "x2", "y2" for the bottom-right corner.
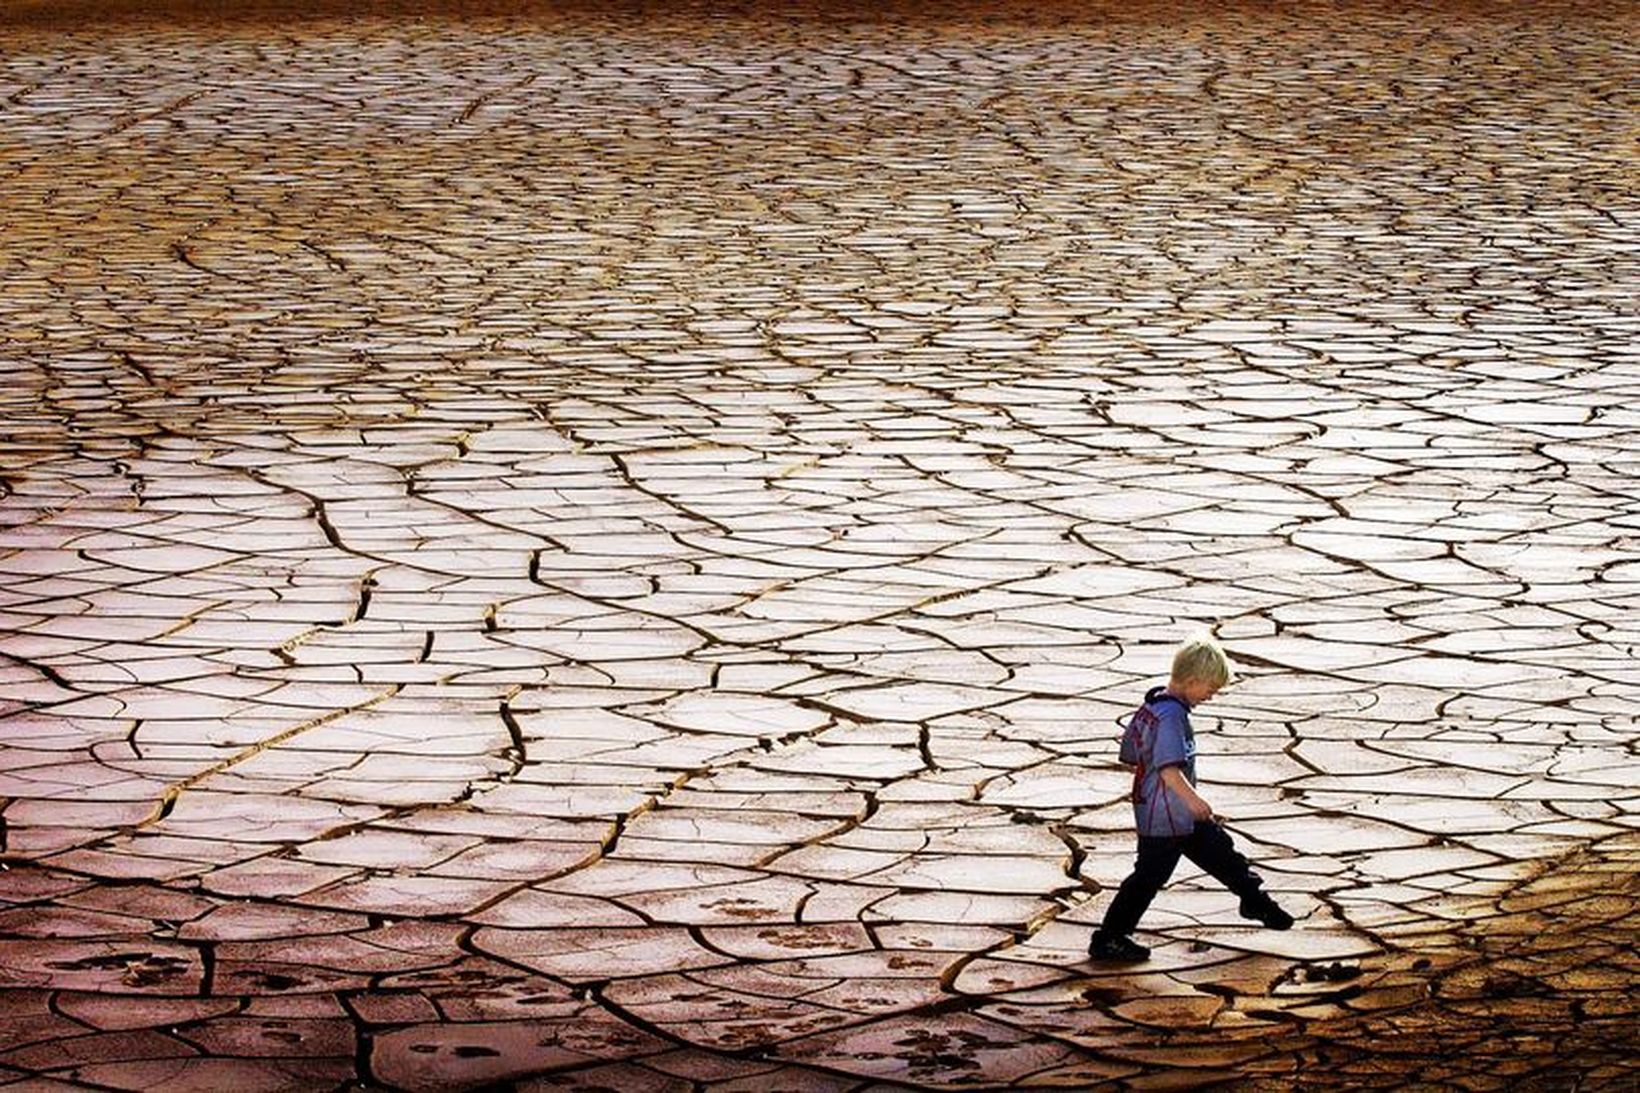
[{"x1": 1171, "y1": 634, "x2": 1232, "y2": 687}]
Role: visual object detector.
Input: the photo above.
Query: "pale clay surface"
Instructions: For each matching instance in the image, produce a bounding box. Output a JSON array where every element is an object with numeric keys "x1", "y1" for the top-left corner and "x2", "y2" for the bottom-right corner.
[{"x1": 0, "y1": 1, "x2": 1636, "y2": 1090}]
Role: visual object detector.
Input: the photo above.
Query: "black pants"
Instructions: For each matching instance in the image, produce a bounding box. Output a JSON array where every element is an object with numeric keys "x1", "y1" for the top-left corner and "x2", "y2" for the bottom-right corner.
[{"x1": 1097, "y1": 821, "x2": 1265, "y2": 938}]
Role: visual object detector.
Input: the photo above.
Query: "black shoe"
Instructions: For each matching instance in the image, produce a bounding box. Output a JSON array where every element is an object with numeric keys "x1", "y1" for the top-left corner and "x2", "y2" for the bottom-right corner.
[
  {"x1": 1088, "y1": 933, "x2": 1150, "y2": 962},
  {"x1": 1240, "y1": 893, "x2": 1295, "y2": 930}
]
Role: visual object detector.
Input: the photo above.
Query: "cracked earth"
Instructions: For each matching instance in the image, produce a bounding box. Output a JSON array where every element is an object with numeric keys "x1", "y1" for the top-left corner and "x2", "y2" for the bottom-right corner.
[{"x1": 1, "y1": 0, "x2": 1637, "y2": 1089}]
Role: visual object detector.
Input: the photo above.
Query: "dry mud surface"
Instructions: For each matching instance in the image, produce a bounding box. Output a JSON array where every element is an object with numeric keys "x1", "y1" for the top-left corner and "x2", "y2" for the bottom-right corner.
[{"x1": 0, "y1": 1, "x2": 1637, "y2": 1089}]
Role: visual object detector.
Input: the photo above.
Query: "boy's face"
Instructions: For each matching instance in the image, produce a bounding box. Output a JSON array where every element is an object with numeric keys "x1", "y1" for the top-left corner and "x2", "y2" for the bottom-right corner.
[{"x1": 1173, "y1": 676, "x2": 1223, "y2": 706}]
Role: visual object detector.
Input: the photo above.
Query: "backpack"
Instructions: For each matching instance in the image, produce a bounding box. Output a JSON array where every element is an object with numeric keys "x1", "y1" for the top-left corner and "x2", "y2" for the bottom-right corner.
[{"x1": 1118, "y1": 688, "x2": 1187, "y2": 802}]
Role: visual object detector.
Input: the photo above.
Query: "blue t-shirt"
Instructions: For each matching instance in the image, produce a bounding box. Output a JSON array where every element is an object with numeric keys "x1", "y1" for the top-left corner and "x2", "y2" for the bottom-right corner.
[{"x1": 1119, "y1": 686, "x2": 1197, "y2": 837}]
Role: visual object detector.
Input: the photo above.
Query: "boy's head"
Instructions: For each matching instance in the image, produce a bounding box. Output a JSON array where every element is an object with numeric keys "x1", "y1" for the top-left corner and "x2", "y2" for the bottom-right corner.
[{"x1": 1170, "y1": 635, "x2": 1232, "y2": 705}]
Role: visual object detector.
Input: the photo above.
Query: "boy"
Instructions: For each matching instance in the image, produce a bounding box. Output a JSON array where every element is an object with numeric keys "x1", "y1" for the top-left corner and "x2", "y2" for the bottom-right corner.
[{"x1": 1089, "y1": 635, "x2": 1294, "y2": 962}]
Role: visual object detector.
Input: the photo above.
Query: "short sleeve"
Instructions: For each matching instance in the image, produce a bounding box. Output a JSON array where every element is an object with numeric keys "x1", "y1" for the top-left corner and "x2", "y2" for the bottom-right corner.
[{"x1": 1148, "y1": 705, "x2": 1190, "y2": 770}]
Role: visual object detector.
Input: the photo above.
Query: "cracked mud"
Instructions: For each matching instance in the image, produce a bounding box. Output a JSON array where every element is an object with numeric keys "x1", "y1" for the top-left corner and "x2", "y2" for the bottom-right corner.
[{"x1": 0, "y1": 1, "x2": 1636, "y2": 1090}]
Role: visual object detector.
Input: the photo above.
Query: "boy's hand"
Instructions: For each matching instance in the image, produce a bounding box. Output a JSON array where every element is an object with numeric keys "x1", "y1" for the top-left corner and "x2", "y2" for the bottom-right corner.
[{"x1": 1188, "y1": 797, "x2": 1215, "y2": 821}]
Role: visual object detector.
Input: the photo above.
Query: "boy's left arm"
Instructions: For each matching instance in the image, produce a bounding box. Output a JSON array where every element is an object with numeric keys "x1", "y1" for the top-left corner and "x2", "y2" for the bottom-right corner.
[{"x1": 1159, "y1": 765, "x2": 1214, "y2": 821}]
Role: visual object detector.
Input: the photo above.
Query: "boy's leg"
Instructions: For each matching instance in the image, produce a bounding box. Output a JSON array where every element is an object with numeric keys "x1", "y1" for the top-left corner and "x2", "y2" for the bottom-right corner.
[
  {"x1": 1180, "y1": 820, "x2": 1262, "y2": 898},
  {"x1": 1183, "y1": 821, "x2": 1294, "y2": 929},
  {"x1": 1095, "y1": 836, "x2": 1184, "y2": 940}
]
